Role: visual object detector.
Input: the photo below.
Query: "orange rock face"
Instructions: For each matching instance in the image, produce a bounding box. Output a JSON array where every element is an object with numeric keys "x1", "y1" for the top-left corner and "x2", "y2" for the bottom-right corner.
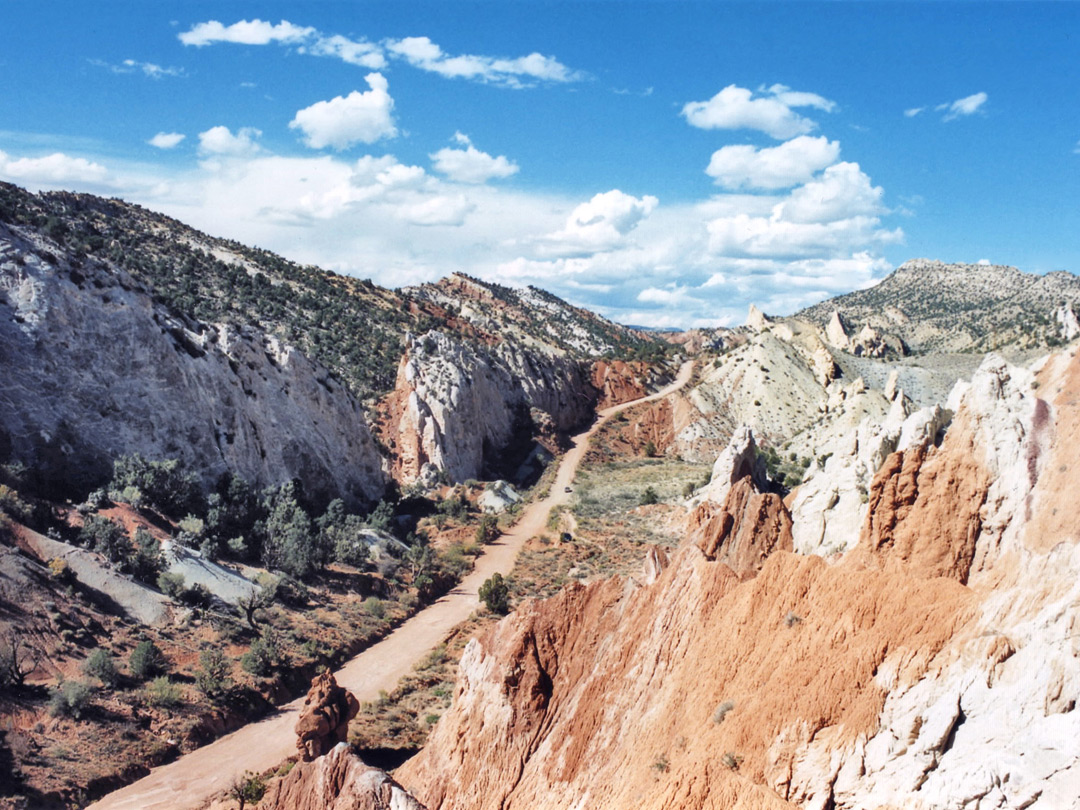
[
  {"x1": 690, "y1": 477, "x2": 793, "y2": 578},
  {"x1": 397, "y1": 540, "x2": 972, "y2": 810},
  {"x1": 392, "y1": 351, "x2": 1080, "y2": 810},
  {"x1": 295, "y1": 671, "x2": 361, "y2": 762},
  {"x1": 591, "y1": 360, "x2": 651, "y2": 409},
  {"x1": 855, "y1": 410, "x2": 990, "y2": 584}
]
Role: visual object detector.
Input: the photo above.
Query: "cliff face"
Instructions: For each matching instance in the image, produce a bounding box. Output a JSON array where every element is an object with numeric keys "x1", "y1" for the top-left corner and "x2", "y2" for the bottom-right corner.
[
  {"x1": 379, "y1": 331, "x2": 598, "y2": 485},
  {"x1": 0, "y1": 222, "x2": 387, "y2": 505},
  {"x1": 397, "y1": 350, "x2": 1080, "y2": 809}
]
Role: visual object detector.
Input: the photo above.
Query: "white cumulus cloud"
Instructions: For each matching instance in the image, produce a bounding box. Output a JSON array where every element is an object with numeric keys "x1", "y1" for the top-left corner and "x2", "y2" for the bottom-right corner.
[
  {"x1": 399, "y1": 195, "x2": 475, "y2": 227},
  {"x1": 148, "y1": 132, "x2": 185, "y2": 149},
  {"x1": 179, "y1": 19, "x2": 315, "y2": 47},
  {"x1": 937, "y1": 92, "x2": 988, "y2": 121},
  {"x1": 289, "y1": 74, "x2": 397, "y2": 150},
  {"x1": 682, "y1": 84, "x2": 835, "y2": 140},
  {"x1": 705, "y1": 136, "x2": 841, "y2": 190},
  {"x1": 430, "y1": 134, "x2": 519, "y2": 183},
  {"x1": 537, "y1": 189, "x2": 659, "y2": 257},
  {"x1": 0, "y1": 150, "x2": 110, "y2": 184},
  {"x1": 304, "y1": 34, "x2": 386, "y2": 69},
  {"x1": 385, "y1": 36, "x2": 582, "y2": 87},
  {"x1": 774, "y1": 161, "x2": 885, "y2": 223},
  {"x1": 197, "y1": 126, "x2": 262, "y2": 157}
]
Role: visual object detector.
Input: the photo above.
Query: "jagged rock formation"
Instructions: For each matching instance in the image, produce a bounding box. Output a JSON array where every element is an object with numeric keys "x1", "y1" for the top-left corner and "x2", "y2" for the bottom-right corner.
[
  {"x1": 696, "y1": 426, "x2": 768, "y2": 505},
  {"x1": 379, "y1": 330, "x2": 598, "y2": 484},
  {"x1": 690, "y1": 477, "x2": 793, "y2": 578},
  {"x1": 823, "y1": 310, "x2": 905, "y2": 359},
  {"x1": 295, "y1": 671, "x2": 361, "y2": 763},
  {"x1": 786, "y1": 399, "x2": 952, "y2": 558},
  {"x1": 1056, "y1": 302, "x2": 1080, "y2": 341},
  {"x1": 0, "y1": 222, "x2": 388, "y2": 504},
  {"x1": 799, "y1": 258, "x2": 1080, "y2": 354},
  {"x1": 397, "y1": 349, "x2": 1080, "y2": 809},
  {"x1": 261, "y1": 744, "x2": 427, "y2": 810}
]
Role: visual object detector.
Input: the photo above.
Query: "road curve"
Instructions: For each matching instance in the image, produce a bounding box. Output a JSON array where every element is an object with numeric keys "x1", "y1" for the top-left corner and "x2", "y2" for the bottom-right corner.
[{"x1": 89, "y1": 360, "x2": 694, "y2": 810}]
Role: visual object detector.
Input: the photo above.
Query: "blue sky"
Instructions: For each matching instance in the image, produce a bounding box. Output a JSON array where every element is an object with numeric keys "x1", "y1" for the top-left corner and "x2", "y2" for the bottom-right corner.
[{"x1": 2, "y1": 2, "x2": 1077, "y2": 327}]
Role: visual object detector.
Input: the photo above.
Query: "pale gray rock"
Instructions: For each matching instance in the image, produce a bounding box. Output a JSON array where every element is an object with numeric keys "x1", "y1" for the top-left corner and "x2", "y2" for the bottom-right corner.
[
  {"x1": 478, "y1": 480, "x2": 521, "y2": 514},
  {"x1": 395, "y1": 330, "x2": 594, "y2": 483},
  {"x1": 0, "y1": 224, "x2": 388, "y2": 506},
  {"x1": 696, "y1": 425, "x2": 768, "y2": 506},
  {"x1": 1056, "y1": 303, "x2": 1080, "y2": 341}
]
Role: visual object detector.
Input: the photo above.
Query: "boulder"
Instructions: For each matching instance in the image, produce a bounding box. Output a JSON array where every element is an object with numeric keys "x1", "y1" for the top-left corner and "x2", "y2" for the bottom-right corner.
[{"x1": 295, "y1": 671, "x2": 360, "y2": 762}]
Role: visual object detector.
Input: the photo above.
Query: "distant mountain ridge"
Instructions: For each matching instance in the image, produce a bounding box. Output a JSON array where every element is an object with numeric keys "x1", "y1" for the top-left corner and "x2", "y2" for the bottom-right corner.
[{"x1": 797, "y1": 258, "x2": 1080, "y2": 354}]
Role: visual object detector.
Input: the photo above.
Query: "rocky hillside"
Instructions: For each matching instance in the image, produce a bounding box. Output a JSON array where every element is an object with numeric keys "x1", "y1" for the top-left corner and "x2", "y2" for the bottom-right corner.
[
  {"x1": 798, "y1": 258, "x2": 1080, "y2": 355},
  {"x1": 394, "y1": 350, "x2": 1080, "y2": 809},
  {"x1": 0, "y1": 218, "x2": 387, "y2": 505},
  {"x1": 0, "y1": 182, "x2": 667, "y2": 500}
]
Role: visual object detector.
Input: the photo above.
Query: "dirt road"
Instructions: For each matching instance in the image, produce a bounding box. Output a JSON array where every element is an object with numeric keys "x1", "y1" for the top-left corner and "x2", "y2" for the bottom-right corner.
[{"x1": 88, "y1": 360, "x2": 694, "y2": 810}]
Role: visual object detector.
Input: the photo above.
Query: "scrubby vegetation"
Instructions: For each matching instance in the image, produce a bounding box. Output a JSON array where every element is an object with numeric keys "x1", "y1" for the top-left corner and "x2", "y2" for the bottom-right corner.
[{"x1": 0, "y1": 182, "x2": 667, "y2": 406}]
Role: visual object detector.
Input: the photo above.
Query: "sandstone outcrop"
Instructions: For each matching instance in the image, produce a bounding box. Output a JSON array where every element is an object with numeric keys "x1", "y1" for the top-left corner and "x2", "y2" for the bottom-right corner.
[
  {"x1": 1056, "y1": 302, "x2": 1080, "y2": 341},
  {"x1": 696, "y1": 426, "x2": 768, "y2": 506},
  {"x1": 295, "y1": 671, "x2": 361, "y2": 762},
  {"x1": 786, "y1": 399, "x2": 950, "y2": 558},
  {"x1": 0, "y1": 224, "x2": 387, "y2": 505},
  {"x1": 380, "y1": 330, "x2": 597, "y2": 484},
  {"x1": 478, "y1": 480, "x2": 521, "y2": 514},
  {"x1": 690, "y1": 478, "x2": 793, "y2": 578},
  {"x1": 397, "y1": 348, "x2": 1080, "y2": 810},
  {"x1": 590, "y1": 359, "x2": 671, "y2": 409},
  {"x1": 261, "y1": 744, "x2": 427, "y2": 810}
]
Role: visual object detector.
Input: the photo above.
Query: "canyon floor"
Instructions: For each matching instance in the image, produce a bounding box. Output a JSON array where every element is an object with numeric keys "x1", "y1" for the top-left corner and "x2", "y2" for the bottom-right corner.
[{"x1": 85, "y1": 363, "x2": 694, "y2": 810}]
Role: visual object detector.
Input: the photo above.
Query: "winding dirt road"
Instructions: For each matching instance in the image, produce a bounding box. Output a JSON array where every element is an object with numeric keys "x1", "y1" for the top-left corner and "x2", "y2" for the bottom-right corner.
[{"x1": 89, "y1": 360, "x2": 693, "y2": 810}]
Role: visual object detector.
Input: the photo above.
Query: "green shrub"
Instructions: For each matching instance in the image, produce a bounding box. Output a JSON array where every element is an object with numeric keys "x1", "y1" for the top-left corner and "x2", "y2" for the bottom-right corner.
[
  {"x1": 111, "y1": 454, "x2": 202, "y2": 518},
  {"x1": 129, "y1": 640, "x2": 166, "y2": 680},
  {"x1": 79, "y1": 515, "x2": 127, "y2": 563},
  {"x1": 363, "y1": 597, "x2": 385, "y2": 619},
  {"x1": 639, "y1": 486, "x2": 659, "y2": 506},
  {"x1": 83, "y1": 649, "x2": 119, "y2": 688},
  {"x1": 157, "y1": 571, "x2": 186, "y2": 599},
  {"x1": 240, "y1": 633, "x2": 282, "y2": 678},
  {"x1": 229, "y1": 771, "x2": 266, "y2": 810},
  {"x1": 0, "y1": 484, "x2": 31, "y2": 522},
  {"x1": 195, "y1": 649, "x2": 231, "y2": 699},
  {"x1": 131, "y1": 528, "x2": 165, "y2": 584},
  {"x1": 475, "y1": 515, "x2": 499, "y2": 545},
  {"x1": 479, "y1": 573, "x2": 509, "y2": 615},
  {"x1": 48, "y1": 680, "x2": 92, "y2": 719},
  {"x1": 179, "y1": 583, "x2": 213, "y2": 609},
  {"x1": 146, "y1": 676, "x2": 184, "y2": 708}
]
